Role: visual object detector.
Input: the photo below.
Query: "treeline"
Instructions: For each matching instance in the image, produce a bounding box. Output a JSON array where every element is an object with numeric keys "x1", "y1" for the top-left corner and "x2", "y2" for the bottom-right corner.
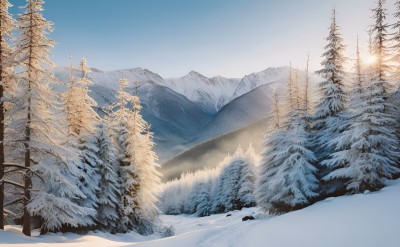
[
  {"x1": 256, "y1": 0, "x2": 400, "y2": 215},
  {"x1": 161, "y1": 0, "x2": 400, "y2": 217},
  {"x1": 0, "y1": 0, "x2": 165, "y2": 237},
  {"x1": 160, "y1": 145, "x2": 258, "y2": 216}
]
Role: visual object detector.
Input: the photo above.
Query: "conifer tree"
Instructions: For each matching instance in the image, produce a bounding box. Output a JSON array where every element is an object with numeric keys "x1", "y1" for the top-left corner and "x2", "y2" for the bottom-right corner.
[
  {"x1": 323, "y1": 0, "x2": 400, "y2": 193},
  {"x1": 312, "y1": 8, "x2": 347, "y2": 195},
  {"x1": 210, "y1": 146, "x2": 257, "y2": 214},
  {"x1": 0, "y1": 0, "x2": 14, "y2": 230},
  {"x1": 190, "y1": 181, "x2": 211, "y2": 217},
  {"x1": 11, "y1": 0, "x2": 95, "y2": 235},
  {"x1": 111, "y1": 77, "x2": 140, "y2": 232},
  {"x1": 257, "y1": 74, "x2": 318, "y2": 214},
  {"x1": 119, "y1": 85, "x2": 161, "y2": 234},
  {"x1": 237, "y1": 145, "x2": 257, "y2": 208},
  {"x1": 93, "y1": 121, "x2": 120, "y2": 232},
  {"x1": 62, "y1": 57, "x2": 101, "y2": 225}
]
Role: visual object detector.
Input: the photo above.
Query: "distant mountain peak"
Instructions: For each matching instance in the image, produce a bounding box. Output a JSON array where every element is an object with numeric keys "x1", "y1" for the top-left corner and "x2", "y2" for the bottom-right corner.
[
  {"x1": 185, "y1": 70, "x2": 207, "y2": 79},
  {"x1": 54, "y1": 65, "x2": 292, "y2": 114}
]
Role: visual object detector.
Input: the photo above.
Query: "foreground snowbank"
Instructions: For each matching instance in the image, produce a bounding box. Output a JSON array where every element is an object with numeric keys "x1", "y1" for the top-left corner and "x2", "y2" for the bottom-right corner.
[{"x1": 1, "y1": 179, "x2": 400, "y2": 247}]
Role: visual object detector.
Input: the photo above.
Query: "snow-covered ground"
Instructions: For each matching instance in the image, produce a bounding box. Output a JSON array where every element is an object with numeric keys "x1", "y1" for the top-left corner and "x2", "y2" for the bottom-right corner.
[{"x1": 2, "y1": 179, "x2": 400, "y2": 247}]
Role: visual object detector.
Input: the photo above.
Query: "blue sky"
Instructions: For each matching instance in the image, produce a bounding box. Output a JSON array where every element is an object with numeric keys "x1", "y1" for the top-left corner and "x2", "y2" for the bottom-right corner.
[{"x1": 10, "y1": 0, "x2": 397, "y2": 77}]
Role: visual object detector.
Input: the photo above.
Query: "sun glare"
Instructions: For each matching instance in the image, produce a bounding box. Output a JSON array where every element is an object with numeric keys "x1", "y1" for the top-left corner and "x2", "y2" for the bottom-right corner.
[{"x1": 364, "y1": 54, "x2": 377, "y2": 65}]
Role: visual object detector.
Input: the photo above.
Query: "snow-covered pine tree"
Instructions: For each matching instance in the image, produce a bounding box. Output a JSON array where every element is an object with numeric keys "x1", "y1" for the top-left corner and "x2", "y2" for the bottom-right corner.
[
  {"x1": 209, "y1": 159, "x2": 227, "y2": 213},
  {"x1": 218, "y1": 147, "x2": 244, "y2": 213},
  {"x1": 256, "y1": 87, "x2": 284, "y2": 212},
  {"x1": 0, "y1": 0, "x2": 15, "y2": 230},
  {"x1": 189, "y1": 180, "x2": 211, "y2": 217},
  {"x1": 210, "y1": 146, "x2": 257, "y2": 214},
  {"x1": 122, "y1": 88, "x2": 161, "y2": 234},
  {"x1": 321, "y1": 38, "x2": 365, "y2": 195},
  {"x1": 256, "y1": 73, "x2": 318, "y2": 215},
  {"x1": 110, "y1": 77, "x2": 137, "y2": 232},
  {"x1": 62, "y1": 57, "x2": 101, "y2": 227},
  {"x1": 312, "y1": 8, "x2": 347, "y2": 196},
  {"x1": 237, "y1": 144, "x2": 258, "y2": 208},
  {"x1": 93, "y1": 121, "x2": 120, "y2": 232},
  {"x1": 195, "y1": 182, "x2": 212, "y2": 217},
  {"x1": 323, "y1": 0, "x2": 400, "y2": 193},
  {"x1": 114, "y1": 118, "x2": 138, "y2": 232},
  {"x1": 10, "y1": 0, "x2": 95, "y2": 235}
]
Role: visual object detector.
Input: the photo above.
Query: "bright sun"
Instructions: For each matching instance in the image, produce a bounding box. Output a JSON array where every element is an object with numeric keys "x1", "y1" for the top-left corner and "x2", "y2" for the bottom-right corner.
[{"x1": 364, "y1": 54, "x2": 377, "y2": 65}]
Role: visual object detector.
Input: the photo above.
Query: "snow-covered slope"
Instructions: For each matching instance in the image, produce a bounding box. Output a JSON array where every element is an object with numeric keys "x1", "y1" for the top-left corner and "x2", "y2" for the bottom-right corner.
[
  {"x1": 2, "y1": 179, "x2": 400, "y2": 247},
  {"x1": 161, "y1": 68, "x2": 289, "y2": 113},
  {"x1": 189, "y1": 82, "x2": 278, "y2": 145},
  {"x1": 161, "y1": 71, "x2": 240, "y2": 113},
  {"x1": 232, "y1": 66, "x2": 289, "y2": 99}
]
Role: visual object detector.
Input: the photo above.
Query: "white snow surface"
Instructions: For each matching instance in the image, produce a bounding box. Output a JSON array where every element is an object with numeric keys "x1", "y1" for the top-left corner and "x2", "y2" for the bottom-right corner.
[{"x1": 1, "y1": 179, "x2": 400, "y2": 247}]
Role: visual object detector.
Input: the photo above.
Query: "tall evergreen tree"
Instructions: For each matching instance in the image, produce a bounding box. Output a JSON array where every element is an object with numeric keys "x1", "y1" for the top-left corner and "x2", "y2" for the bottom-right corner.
[
  {"x1": 257, "y1": 73, "x2": 318, "y2": 214},
  {"x1": 11, "y1": 0, "x2": 95, "y2": 235},
  {"x1": 111, "y1": 77, "x2": 140, "y2": 232},
  {"x1": 93, "y1": 121, "x2": 120, "y2": 232},
  {"x1": 323, "y1": 0, "x2": 400, "y2": 193},
  {"x1": 312, "y1": 8, "x2": 347, "y2": 195},
  {"x1": 127, "y1": 95, "x2": 162, "y2": 234},
  {"x1": 0, "y1": 0, "x2": 14, "y2": 230},
  {"x1": 62, "y1": 57, "x2": 101, "y2": 226}
]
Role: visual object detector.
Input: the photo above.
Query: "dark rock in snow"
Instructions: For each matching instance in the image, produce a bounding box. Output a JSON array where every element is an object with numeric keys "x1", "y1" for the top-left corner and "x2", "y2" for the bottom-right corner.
[
  {"x1": 226, "y1": 214, "x2": 232, "y2": 217},
  {"x1": 242, "y1": 216, "x2": 255, "y2": 221}
]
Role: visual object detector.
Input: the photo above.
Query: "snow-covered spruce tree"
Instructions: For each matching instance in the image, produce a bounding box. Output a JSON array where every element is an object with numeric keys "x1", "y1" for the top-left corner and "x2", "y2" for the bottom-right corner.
[
  {"x1": 210, "y1": 154, "x2": 232, "y2": 213},
  {"x1": 110, "y1": 77, "x2": 137, "y2": 232},
  {"x1": 114, "y1": 119, "x2": 137, "y2": 232},
  {"x1": 323, "y1": 0, "x2": 400, "y2": 193},
  {"x1": 321, "y1": 39, "x2": 365, "y2": 194},
  {"x1": 62, "y1": 57, "x2": 101, "y2": 228},
  {"x1": 63, "y1": 58, "x2": 102, "y2": 230},
  {"x1": 238, "y1": 144, "x2": 258, "y2": 208},
  {"x1": 210, "y1": 146, "x2": 257, "y2": 214},
  {"x1": 93, "y1": 121, "x2": 121, "y2": 232},
  {"x1": 216, "y1": 151, "x2": 243, "y2": 213},
  {"x1": 11, "y1": 0, "x2": 95, "y2": 235},
  {"x1": 124, "y1": 90, "x2": 161, "y2": 234},
  {"x1": 0, "y1": 0, "x2": 15, "y2": 230},
  {"x1": 256, "y1": 76, "x2": 318, "y2": 215},
  {"x1": 312, "y1": 8, "x2": 348, "y2": 196},
  {"x1": 111, "y1": 77, "x2": 161, "y2": 234},
  {"x1": 188, "y1": 180, "x2": 212, "y2": 217}
]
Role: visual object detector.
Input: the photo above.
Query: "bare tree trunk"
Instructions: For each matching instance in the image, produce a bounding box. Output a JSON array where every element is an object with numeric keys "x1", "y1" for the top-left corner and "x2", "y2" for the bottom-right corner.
[{"x1": 22, "y1": 95, "x2": 31, "y2": 237}]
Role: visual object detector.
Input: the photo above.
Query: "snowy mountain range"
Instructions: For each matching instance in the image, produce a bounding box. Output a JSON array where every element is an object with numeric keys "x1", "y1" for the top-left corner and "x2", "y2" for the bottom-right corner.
[{"x1": 54, "y1": 66, "x2": 312, "y2": 163}]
